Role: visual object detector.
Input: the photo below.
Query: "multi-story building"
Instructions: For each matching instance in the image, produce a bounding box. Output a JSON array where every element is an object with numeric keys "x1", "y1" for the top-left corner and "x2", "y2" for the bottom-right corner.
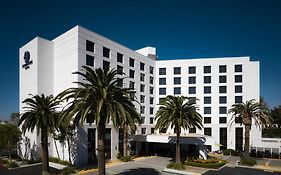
[{"x1": 19, "y1": 25, "x2": 279, "y2": 165}]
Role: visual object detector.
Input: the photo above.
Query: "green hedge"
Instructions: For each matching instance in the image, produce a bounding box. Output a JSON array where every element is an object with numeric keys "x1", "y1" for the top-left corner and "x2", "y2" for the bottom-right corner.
[
  {"x1": 223, "y1": 149, "x2": 238, "y2": 156},
  {"x1": 185, "y1": 160, "x2": 226, "y2": 169},
  {"x1": 167, "y1": 162, "x2": 185, "y2": 170},
  {"x1": 120, "y1": 156, "x2": 132, "y2": 162},
  {"x1": 7, "y1": 162, "x2": 18, "y2": 168},
  {"x1": 49, "y1": 157, "x2": 71, "y2": 166},
  {"x1": 59, "y1": 166, "x2": 76, "y2": 174},
  {"x1": 262, "y1": 128, "x2": 281, "y2": 138},
  {"x1": 0, "y1": 159, "x2": 9, "y2": 164},
  {"x1": 240, "y1": 156, "x2": 256, "y2": 166}
]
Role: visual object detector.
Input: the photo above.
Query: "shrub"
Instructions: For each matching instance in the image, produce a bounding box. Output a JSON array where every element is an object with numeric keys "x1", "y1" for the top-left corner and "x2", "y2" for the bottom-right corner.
[
  {"x1": 120, "y1": 156, "x2": 132, "y2": 162},
  {"x1": 223, "y1": 149, "x2": 238, "y2": 156},
  {"x1": 240, "y1": 156, "x2": 256, "y2": 166},
  {"x1": 49, "y1": 157, "x2": 71, "y2": 166},
  {"x1": 7, "y1": 161, "x2": 18, "y2": 168},
  {"x1": 60, "y1": 166, "x2": 76, "y2": 174},
  {"x1": 167, "y1": 162, "x2": 185, "y2": 170},
  {"x1": 0, "y1": 159, "x2": 9, "y2": 164},
  {"x1": 185, "y1": 158, "x2": 226, "y2": 169},
  {"x1": 26, "y1": 159, "x2": 42, "y2": 164}
]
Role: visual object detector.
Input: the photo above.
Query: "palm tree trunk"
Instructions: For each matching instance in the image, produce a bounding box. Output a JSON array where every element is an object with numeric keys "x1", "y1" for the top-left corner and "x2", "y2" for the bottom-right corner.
[
  {"x1": 66, "y1": 137, "x2": 72, "y2": 165},
  {"x1": 175, "y1": 127, "x2": 181, "y2": 164},
  {"x1": 54, "y1": 139, "x2": 60, "y2": 160},
  {"x1": 41, "y1": 129, "x2": 50, "y2": 175},
  {"x1": 123, "y1": 125, "x2": 129, "y2": 156},
  {"x1": 244, "y1": 125, "x2": 250, "y2": 157},
  {"x1": 97, "y1": 123, "x2": 106, "y2": 175}
]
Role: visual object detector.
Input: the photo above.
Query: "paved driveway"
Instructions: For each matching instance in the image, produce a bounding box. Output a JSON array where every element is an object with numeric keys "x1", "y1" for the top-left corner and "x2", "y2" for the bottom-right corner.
[{"x1": 203, "y1": 167, "x2": 281, "y2": 175}]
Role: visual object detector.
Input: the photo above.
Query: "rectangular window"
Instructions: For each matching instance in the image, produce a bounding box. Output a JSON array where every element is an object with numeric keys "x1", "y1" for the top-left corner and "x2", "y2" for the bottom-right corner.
[
  {"x1": 219, "y1": 117, "x2": 227, "y2": 124},
  {"x1": 189, "y1": 66, "x2": 196, "y2": 74},
  {"x1": 235, "y1": 117, "x2": 242, "y2": 123},
  {"x1": 189, "y1": 77, "x2": 196, "y2": 84},
  {"x1": 159, "y1": 88, "x2": 166, "y2": 95},
  {"x1": 150, "y1": 107, "x2": 154, "y2": 115},
  {"x1": 219, "y1": 65, "x2": 227, "y2": 73},
  {"x1": 140, "y1": 106, "x2": 145, "y2": 114},
  {"x1": 159, "y1": 78, "x2": 166, "y2": 85},
  {"x1": 220, "y1": 128, "x2": 227, "y2": 150},
  {"x1": 151, "y1": 128, "x2": 155, "y2": 134},
  {"x1": 219, "y1": 107, "x2": 227, "y2": 114},
  {"x1": 204, "y1": 128, "x2": 212, "y2": 136},
  {"x1": 235, "y1": 85, "x2": 242, "y2": 93},
  {"x1": 150, "y1": 66, "x2": 154, "y2": 74},
  {"x1": 140, "y1": 95, "x2": 145, "y2": 103},
  {"x1": 235, "y1": 65, "x2": 242, "y2": 72},
  {"x1": 189, "y1": 128, "x2": 196, "y2": 133},
  {"x1": 117, "y1": 53, "x2": 123, "y2": 63},
  {"x1": 235, "y1": 128, "x2": 243, "y2": 151},
  {"x1": 86, "y1": 55, "x2": 94, "y2": 66},
  {"x1": 103, "y1": 47, "x2": 110, "y2": 58},
  {"x1": 141, "y1": 128, "x2": 146, "y2": 134},
  {"x1": 189, "y1": 87, "x2": 196, "y2": 94},
  {"x1": 150, "y1": 87, "x2": 154, "y2": 95},
  {"x1": 117, "y1": 65, "x2": 123, "y2": 75},
  {"x1": 140, "y1": 84, "x2": 145, "y2": 92},
  {"x1": 150, "y1": 76, "x2": 154, "y2": 84},
  {"x1": 174, "y1": 87, "x2": 181, "y2": 95},
  {"x1": 140, "y1": 73, "x2": 145, "y2": 82},
  {"x1": 129, "y1": 81, "x2": 135, "y2": 89},
  {"x1": 174, "y1": 67, "x2": 181, "y2": 74},
  {"x1": 86, "y1": 40, "x2": 95, "y2": 52},
  {"x1": 189, "y1": 97, "x2": 196, "y2": 104},
  {"x1": 219, "y1": 86, "x2": 227, "y2": 93},
  {"x1": 204, "y1": 107, "x2": 211, "y2": 114},
  {"x1": 204, "y1": 97, "x2": 211, "y2": 104},
  {"x1": 204, "y1": 86, "x2": 211, "y2": 94},
  {"x1": 219, "y1": 96, "x2": 227, "y2": 104},
  {"x1": 129, "y1": 58, "x2": 135, "y2": 67},
  {"x1": 129, "y1": 69, "x2": 135, "y2": 78},
  {"x1": 204, "y1": 117, "x2": 211, "y2": 124},
  {"x1": 103, "y1": 60, "x2": 110, "y2": 71},
  {"x1": 204, "y1": 66, "x2": 211, "y2": 73},
  {"x1": 204, "y1": 76, "x2": 211, "y2": 84},
  {"x1": 159, "y1": 68, "x2": 166, "y2": 75},
  {"x1": 140, "y1": 62, "x2": 145, "y2": 71},
  {"x1": 235, "y1": 75, "x2": 242, "y2": 83},
  {"x1": 150, "y1": 97, "x2": 154, "y2": 105},
  {"x1": 235, "y1": 96, "x2": 243, "y2": 103},
  {"x1": 150, "y1": 117, "x2": 154, "y2": 124},
  {"x1": 219, "y1": 76, "x2": 227, "y2": 83},
  {"x1": 174, "y1": 77, "x2": 181, "y2": 84},
  {"x1": 141, "y1": 117, "x2": 145, "y2": 124}
]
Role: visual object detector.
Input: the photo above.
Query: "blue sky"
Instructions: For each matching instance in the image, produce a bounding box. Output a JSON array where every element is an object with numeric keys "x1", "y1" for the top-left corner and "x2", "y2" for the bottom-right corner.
[{"x1": 0, "y1": 0, "x2": 281, "y2": 120}]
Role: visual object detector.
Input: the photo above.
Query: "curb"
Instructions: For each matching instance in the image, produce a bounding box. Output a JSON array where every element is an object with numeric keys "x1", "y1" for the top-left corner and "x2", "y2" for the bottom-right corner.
[{"x1": 163, "y1": 168, "x2": 201, "y2": 175}]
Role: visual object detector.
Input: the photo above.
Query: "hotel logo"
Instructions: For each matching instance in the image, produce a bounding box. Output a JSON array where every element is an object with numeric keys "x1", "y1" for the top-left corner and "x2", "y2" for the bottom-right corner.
[{"x1": 22, "y1": 51, "x2": 33, "y2": 69}]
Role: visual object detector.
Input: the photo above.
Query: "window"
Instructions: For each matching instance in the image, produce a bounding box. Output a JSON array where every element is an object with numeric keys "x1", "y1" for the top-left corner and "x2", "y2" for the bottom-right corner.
[
  {"x1": 219, "y1": 107, "x2": 227, "y2": 114},
  {"x1": 235, "y1": 96, "x2": 243, "y2": 103},
  {"x1": 235, "y1": 75, "x2": 242, "y2": 83},
  {"x1": 204, "y1": 76, "x2": 211, "y2": 84},
  {"x1": 189, "y1": 66, "x2": 196, "y2": 74},
  {"x1": 140, "y1": 73, "x2": 145, "y2": 82},
  {"x1": 235, "y1": 64, "x2": 242, "y2": 72},
  {"x1": 159, "y1": 68, "x2": 166, "y2": 75},
  {"x1": 141, "y1": 117, "x2": 145, "y2": 124},
  {"x1": 189, "y1": 87, "x2": 196, "y2": 94},
  {"x1": 140, "y1": 84, "x2": 145, "y2": 92},
  {"x1": 103, "y1": 47, "x2": 110, "y2": 58},
  {"x1": 151, "y1": 128, "x2": 155, "y2": 134},
  {"x1": 141, "y1": 128, "x2": 146, "y2": 135},
  {"x1": 219, "y1": 96, "x2": 227, "y2": 104},
  {"x1": 140, "y1": 95, "x2": 145, "y2": 103},
  {"x1": 204, "y1": 128, "x2": 212, "y2": 136},
  {"x1": 86, "y1": 55, "x2": 94, "y2": 66},
  {"x1": 150, "y1": 87, "x2": 154, "y2": 95},
  {"x1": 150, "y1": 66, "x2": 154, "y2": 74},
  {"x1": 140, "y1": 62, "x2": 145, "y2": 71},
  {"x1": 129, "y1": 81, "x2": 135, "y2": 89},
  {"x1": 235, "y1": 85, "x2": 242, "y2": 93},
  {"x1": 219, "y1": 117, "x2": 227, "y2": 124},
  {"x1": 174, "y1": 77, "x2": 181, "y2": 84},
  {"x1": 219, "y1": 86, "x2": 227, "y2": 93},
  {"x1": 129, "y1": 69, "x2": 135, "y2": 78},
  {"x1": 174, "y1": 87, "x2": 181, "y2": 95},
  {"x1": 150, "y1": 97, "x2": 154, "y2": 105},
  {"x1": 150, "y1": 117, "x2": 154, "y2": 124},
  {"x1": 204, "y1": 86, "x2": 211, "y2": 94},
  {"x1": 174, "y1": 67, "x2": 181, "y2": 74},
  {"x1": 150, "y1": 76, "x2": 154, "y2": 84},
  {"x1": 103, "y1": 60, "x2": 110, "y2": 71},
  {"x1": 235, "y1": 117, "x2": 242, "y2": 123},
  {"x1": 204, "y1": 107, "x2": 211, "y2": 114},
  {"x1": 86, "y1": 40, "x2": 95, "y2": 52},
  {"x1": 204, "y1": 97, "x2": 211, "y2": 104},
  {"x1": 117, "y1": 65, "x2": 123, "y2": 75},
  {"x1": 219, "y1": 65, "x2": 227, "y2": 73},
  {"x1": 219, "y1": 76, "x2": 227, "y2": 83},
  {"x1": 159, "y1": 78, "x2": 166, "y2": 85},
  {"x1": 189, "y1": 97, "x2": 196, "y2": 104},
  {"x1": 204, "y1": 117, "x2": 211, "y2": 124},
  {"x1": 189, "y1": 77, "x2": 196, "y2": 84},
  {"x1": 220, "y1": 128, "x2": 227, "y2": 150},
  {"x1": 117, "y1": 53, "x2": 123, "y2": 63},
  {"x1": 150, "y1": 107, "x2": 154, "y2": 115},
  {"x1": 140, "y1": 106, "x2": 145, "y2": 114},
  {"x1": 129, "y1": 58, "x2": 135, "y2": 67},
  {"x1": 204, "y1": 66, "x2": 211, "y2": 73},
  {"x1": 189, "y1": 128, "x2": 196, "y2": 133},
  {"x1": 159, "y1": 88, "x2": 166, "y2": 95}
]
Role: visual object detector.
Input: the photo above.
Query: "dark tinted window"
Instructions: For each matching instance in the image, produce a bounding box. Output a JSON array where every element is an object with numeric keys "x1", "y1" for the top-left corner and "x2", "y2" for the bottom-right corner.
[
  {"x1": 150, "y1": 97, "x2": 154, "y2": 104},
  {"x1": 86, "y1": 40, "x2": 95, "y2": 52},
  {"x1": 204, "y1": 128, "x2": 212, "y2": 136},
  {"x1": 140, "y1": 62, "x2": 145, "y2": 71},
  {"x1": 219, "y1": 86, "x2": 227, "y2": 93},
  {"x1": 189, "y1": 87, "x2": 196, "y2": 94},
  {"x1": 219, "y1": 65, "x2": 227, "y2": 73},
  {"x1": 103, "y1": 47, "x2": 110, "y2": 58},
  {"x1": 140, "y1": 73, "x2": 145, "y2": 82},
  {"x1": 159, "y1": 78, "x2": 166, "y2": 85},
  {"x1": 204, "y1": 66, "x2": 211, "y2": 73},
  {"x1": 103, "y1": 60, "x2": 110, "y2": 71},
  {"x1": 86, "y1": 55, "x2": 94, "y2": 66},
  {"x1": 174, "y1": 77, "x2": 181, "y2": 84},
  {"x1": 150, "y1": 118, "x2": 154, "y2": 124},
  {"x1": 174, "y1": 67, "x2": 181, "y2": 74},
  {"x1": 235, "y1": 96, "x2": 243, "y2": 103},
  {"x1": 204, "y1": 107, "x2": 211, "y2": 114},
  {"x1": 174, "y1": 87, "x2": 181, "y2": 95},
  {"x1": 150, "y1": 76, "x2": 154, "y2": 84},
  {"x1": 235, "y1": 65, "x2": 242, "y2": 72},
  {"x1": 204, "y1": 76, "x2": 211, "y2": 83},
  {"x1": 140, "y1": 84, "x2": 145, "y2": 92},
  {"x1": 129, "y1": 69, "x2": 135, "y2": 78},
  {"x1": 219, "y1": 96, "x2": 227, "y2": 104},
  {"x1": 235, "y1": 75, "x2": 242, "y2": 83},
  {"x1": 219, "y1": 117, "x2": 227, "y2": 124},
  {"x1": 129, "y1": 58, "x2": 135, "y2": 67},
  {"x1": 219, "y1": 76, "x2": 227, "y2": 83},
  {"x1": 150, "y1": 66, "x2": 154, "y2": 74},
  {"x1": 117, "y1": 53, "x2": 123, "y2": 63},
  {"x1": 204, "y1": 97, "x2": 211, "y2": 104},
  {"x1": 204, "y1": 117, "x2": 211, "y2": 124},
  {"x1": 235, "y1": 85, "x2": 242, "y2": 93},
  {"x1": 204, "y1": 86, "x2": 211, "y2": 94},
  {"x1": 129, "y1": 81, "x2": 135, "y2": 89},
  {"x1": 189, "y1": 77, "x2": 196, "y2": 84},
  {"x1": 159, "y1": 68, "x2": 166, "y2": 75},
  {"x1": 117, "y1": 65, "x2": 123, "y2": 75},
  {"x1": 219, "y1": 107, "x2": 227, "y2": 114},
  {"x1": 159, "y1": 88, "x2": 166, "y2": 95},
  {"x1": 150, "y1": 87, "x2": 154, "y2": 95},
  {"x1": 189, "y1": 66, "x2": 196, "y2": 74}
]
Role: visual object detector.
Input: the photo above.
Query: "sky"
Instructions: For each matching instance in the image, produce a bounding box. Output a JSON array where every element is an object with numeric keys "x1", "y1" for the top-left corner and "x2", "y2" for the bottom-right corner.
[{"x1": 0, "y1": 0, "x2": 281, "y2": 120}]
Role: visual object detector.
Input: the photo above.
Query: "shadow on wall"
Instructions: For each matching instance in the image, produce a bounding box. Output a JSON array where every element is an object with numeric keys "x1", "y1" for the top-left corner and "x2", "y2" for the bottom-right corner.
[{"x1": 74, "y1": 126, "x2": 87, "y2": 166}]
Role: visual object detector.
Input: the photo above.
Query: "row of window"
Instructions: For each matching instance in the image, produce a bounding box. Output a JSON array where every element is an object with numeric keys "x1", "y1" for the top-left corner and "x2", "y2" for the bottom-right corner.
[
  {"x1": 203, "y1": 96, "x2": 243, "y2": 104},
  {"x1": 141, "y1": 117, "x2": 155, "y2": 125},
  {"x1": 159, "y1": 75, "x2": 242, "y2": 85},
  {"x1": 159, "y1": 85, "x2": 243, "y2": 95},
  {"x1": 140, "y1": 106, "x2": 154, "y2": 115},
  {"x1": 159, "y1": 65, "x2": 243, "y2": 75},
  {"x1": 204, "y1": 106, "x2": 227, "y2": 114}
]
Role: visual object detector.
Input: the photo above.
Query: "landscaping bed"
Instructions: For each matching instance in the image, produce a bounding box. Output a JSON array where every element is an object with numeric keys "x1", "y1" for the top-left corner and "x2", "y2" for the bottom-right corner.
[{"x1": 184, "y1": 157, "x2": 226, "y2": 169}]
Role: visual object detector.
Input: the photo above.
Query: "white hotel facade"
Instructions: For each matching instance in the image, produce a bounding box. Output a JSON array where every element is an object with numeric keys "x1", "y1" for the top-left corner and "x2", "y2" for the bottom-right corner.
[{"x1": 19, "y1": 26, "x2": 281, "y2": 165}]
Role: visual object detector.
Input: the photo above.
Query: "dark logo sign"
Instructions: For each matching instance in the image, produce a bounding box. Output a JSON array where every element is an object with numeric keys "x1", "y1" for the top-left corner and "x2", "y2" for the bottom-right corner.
[{"x1": 22, "y1": 51, "x2": 33, "y2": 69}]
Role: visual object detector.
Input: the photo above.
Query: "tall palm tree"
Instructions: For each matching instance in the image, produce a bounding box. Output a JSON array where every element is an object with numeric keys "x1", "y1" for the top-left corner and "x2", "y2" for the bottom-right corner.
[
  {"x1": 59, "y1": 66, "x2": 139, "y2": 175},
  {"x1": 19, "y1": 94, "x2": 61, "y2": 175},
  {"x1": 228, "y1": 99, "x2": 272, "y2": 157},
  {"x1": 155, "y1": 95, "x2": 203, "y2": 163}
]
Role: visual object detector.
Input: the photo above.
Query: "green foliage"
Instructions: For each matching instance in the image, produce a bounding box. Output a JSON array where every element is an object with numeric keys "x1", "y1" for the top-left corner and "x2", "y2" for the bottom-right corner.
[
  {"x1": 59, "y1": 166, "x2": 76, "y2": 174},
  {"x1": 185, "y1": 160, "x2": 226, "y2": 169},
  {"x1": 223, "y1": 149, "x2": 238, "y2": 156},
  {"x1": 25, "y1": 159, "x2": 42, "y2": 164},
  {"x1": 119, "y1": 156, "x2": 132, "y2": 162},
  {"x1": 262, "y1": 128, "x2": 281, "y2": 138},
  {"x1": 271, "y1": 105, "x2": 281, "y2": 126},
  {"x1": 167, "y1": 162, "x2": 185, "y2": 170},
  {"x1": 7, "y1": 161, "x2": 18, "y2": 168},
  {"x1": 240, "y1": 156, "x2": 256, "y2": 166},
  {"x1": 0, "y1": 159, "x2": 9, "y2": 164},
  {"x1": 49, "y1": 157, "x2": 71, "y2": 166},
  {"x1": 0, "y1": 123, "x2": 21, "y2": 150}
]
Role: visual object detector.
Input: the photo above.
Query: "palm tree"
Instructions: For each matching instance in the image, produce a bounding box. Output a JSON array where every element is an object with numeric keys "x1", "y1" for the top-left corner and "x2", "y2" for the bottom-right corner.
[
  {"x1": 19, "y1": 94, "x2": 61, "y2": 175},
  {"x1": 155, "y1": 95, "x2": 203, "y2": 163},
  {"x1": 59, "y1": 66, "x2": 139, "y2": 175},
  {"x1": 228, "y1": 99, "x2": 272, "y2": 157}
]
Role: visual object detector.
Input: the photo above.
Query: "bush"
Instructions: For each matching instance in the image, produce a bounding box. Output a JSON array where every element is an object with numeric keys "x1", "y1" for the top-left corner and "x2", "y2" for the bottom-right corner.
[
  {"x1": 167, "y1": 162, "x2": 185, "y2": 170},
  {"x1": 120, "y1": 156, "x2": 132, "y2": 162},
  {"x1": 185, "y1": 157, "x2": 226, "y2": 169},
  {"x1": 0, "y1": 159, "x2": 9, "y2": 164},
  {"x1": 240, "y1": 156, "x2": 256, "y2": 166},
  {"x1": 49, "y1": 157, "x2": 71, "y2": 166},
  {"x1": 7, "y1": 161, "x2": 18, "y2": 168},
  {"x1": 60, "y1": 166, "x2": 76, "y2": 174},
  {"x1": 223, "y1": 149, "x2": 238, "y2": 156},
  {"x1": 26, "y1": 159, "x2": 42, "y2": 164}
]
